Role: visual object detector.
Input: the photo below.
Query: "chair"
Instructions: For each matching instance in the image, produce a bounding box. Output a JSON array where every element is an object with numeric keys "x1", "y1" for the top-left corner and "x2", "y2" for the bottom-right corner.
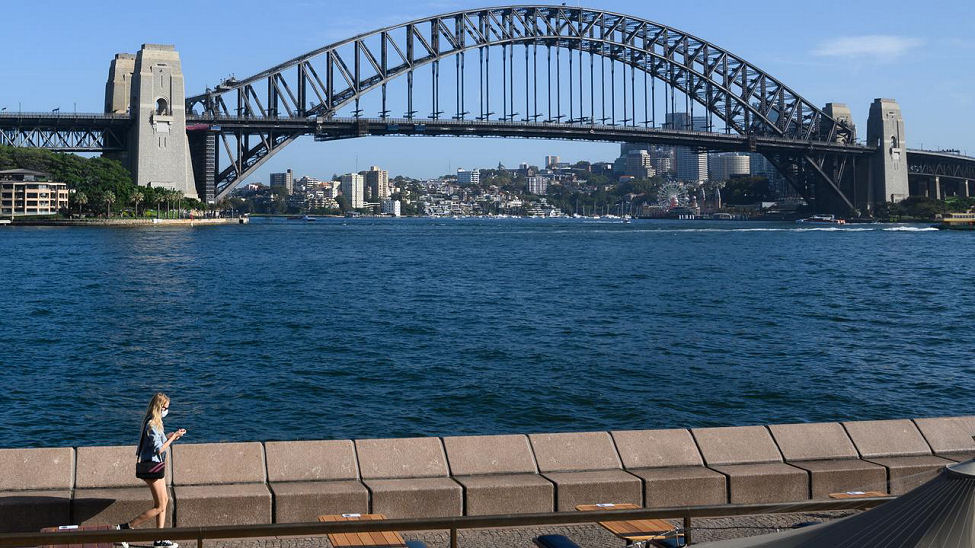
[{"x1": 533, "y1": 534, "x2": 582, "y2": 548}]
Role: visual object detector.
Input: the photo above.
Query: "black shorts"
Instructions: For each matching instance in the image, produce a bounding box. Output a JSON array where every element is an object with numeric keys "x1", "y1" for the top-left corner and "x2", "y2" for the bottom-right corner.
[{"x1": 135, "y1": 461, "x2": 165, "y2": 480}]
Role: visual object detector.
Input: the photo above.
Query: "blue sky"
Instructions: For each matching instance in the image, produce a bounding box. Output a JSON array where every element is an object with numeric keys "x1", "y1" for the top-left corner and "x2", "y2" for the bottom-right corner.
[{"x1": 1, "y1": 0, "x2": 972, "y2": 182}]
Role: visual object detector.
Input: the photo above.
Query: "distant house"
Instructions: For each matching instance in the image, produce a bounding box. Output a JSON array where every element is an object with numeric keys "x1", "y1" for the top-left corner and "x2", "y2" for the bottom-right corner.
[{"x1": 0, "y1": 169, "x2": 69, "y2": 216}]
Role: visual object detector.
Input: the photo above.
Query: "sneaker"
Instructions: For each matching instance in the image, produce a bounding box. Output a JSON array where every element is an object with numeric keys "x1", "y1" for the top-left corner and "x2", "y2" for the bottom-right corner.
[
  {"x1": 113, "y1": 524, "x2": 129, "y2": 548},
  {"x1": 154, "y1": 542, "x2": 179, "y2": 548}
]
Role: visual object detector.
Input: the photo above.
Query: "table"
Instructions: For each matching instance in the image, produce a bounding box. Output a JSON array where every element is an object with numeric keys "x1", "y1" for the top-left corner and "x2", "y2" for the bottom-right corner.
[
  {"x1": 40, "y1": 524, "x2": 115, "y2": 548},
  {"x1": 318, "y1": 513, "x2": 407, "y2": 548},
  {"x1": 576, "y1": 503, "x2": 682, "y2": 546},
  {"x1": 828, "y1": 490, "x2": 887, "y2": 499}
]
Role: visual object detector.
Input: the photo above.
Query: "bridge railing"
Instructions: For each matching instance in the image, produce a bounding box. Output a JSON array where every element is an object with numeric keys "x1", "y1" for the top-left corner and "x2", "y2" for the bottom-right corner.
[{"x1": 0, "y1": 112, "x2": 130, "y2": 120}]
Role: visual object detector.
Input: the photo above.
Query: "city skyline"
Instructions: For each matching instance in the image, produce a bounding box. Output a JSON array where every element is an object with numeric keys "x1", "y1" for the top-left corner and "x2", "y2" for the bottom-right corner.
[{"x1": 1, "y1": 0, "x2": 972, "y2": 184}]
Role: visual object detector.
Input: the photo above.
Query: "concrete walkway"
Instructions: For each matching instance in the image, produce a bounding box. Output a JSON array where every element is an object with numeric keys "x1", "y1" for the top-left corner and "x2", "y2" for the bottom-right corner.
[{"x1": 161, "y1": 510, "x2": 858, "y2": 548}]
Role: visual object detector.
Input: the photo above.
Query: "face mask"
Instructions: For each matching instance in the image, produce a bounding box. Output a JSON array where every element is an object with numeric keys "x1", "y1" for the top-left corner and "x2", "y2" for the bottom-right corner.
[{"x1": 161, "y1": 409, "x2": 169, "y2": 418}]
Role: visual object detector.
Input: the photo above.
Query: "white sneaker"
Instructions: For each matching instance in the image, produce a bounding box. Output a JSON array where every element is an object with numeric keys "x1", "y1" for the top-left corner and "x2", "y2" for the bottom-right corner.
[
  {"x1": 113, "y1": 524, "x2": 129, "y2": 548},
  {"x1": 153, "y1": 541, "x2": 179, "y2": 548}
]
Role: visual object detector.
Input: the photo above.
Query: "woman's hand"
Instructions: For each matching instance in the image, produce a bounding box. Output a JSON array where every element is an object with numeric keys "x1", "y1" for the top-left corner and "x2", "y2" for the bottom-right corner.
[{"x1": 169, "y1": 428, "x2": 187, "y2": 441}]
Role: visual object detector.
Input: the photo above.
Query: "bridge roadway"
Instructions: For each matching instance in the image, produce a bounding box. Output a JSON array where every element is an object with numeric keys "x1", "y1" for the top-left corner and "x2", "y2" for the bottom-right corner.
[
  {"x1": 3, "y1": 111, "x2": 974, "y2": 186},
  {"x1": 191, "y1": 115, "x2": 875, "y2": 156}
]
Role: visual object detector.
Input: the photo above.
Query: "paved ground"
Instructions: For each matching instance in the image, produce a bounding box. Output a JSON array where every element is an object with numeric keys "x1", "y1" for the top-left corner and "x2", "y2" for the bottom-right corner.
[{"x1": 154, "y1": 510, "x2": 858, "y2": 547}]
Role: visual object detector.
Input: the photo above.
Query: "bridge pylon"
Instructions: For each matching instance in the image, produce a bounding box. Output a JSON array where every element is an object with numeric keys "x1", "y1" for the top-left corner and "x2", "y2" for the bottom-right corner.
[
  {"x1": 866, "y1": 98, "x2": 909, "y2": 208},
  {"x1": 124, "y1": 44, "x2": 198, "y2": 200}
]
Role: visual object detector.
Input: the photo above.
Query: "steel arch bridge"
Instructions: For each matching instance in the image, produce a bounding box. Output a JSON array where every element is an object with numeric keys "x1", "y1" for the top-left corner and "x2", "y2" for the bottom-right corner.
[{"x1": 184, "y1": 5, "x2": 862, "y2": 203}]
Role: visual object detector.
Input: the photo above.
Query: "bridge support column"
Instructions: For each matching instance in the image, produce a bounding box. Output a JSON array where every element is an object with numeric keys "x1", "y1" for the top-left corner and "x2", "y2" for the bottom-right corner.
[
  {"x1": 867, "y1": 98, "x2": 909, "y2": 206},
  {"x1": 934, "y1": 176, "x2": 941, "y2": 200},
  {"x1": 129, "y1": 44, "x2": 198, "y2": 199},
  {"x1": 962, "y1": 180, "x2": 970, "y2": 198}
]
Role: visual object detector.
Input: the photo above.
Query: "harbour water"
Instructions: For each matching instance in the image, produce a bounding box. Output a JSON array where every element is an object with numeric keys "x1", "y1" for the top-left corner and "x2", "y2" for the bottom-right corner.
[{"x1": 1, "y1": 218, "x2": 972, "y2": 448}]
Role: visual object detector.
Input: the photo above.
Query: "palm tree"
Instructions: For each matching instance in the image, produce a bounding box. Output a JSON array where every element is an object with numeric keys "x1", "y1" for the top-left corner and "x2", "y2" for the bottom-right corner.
[
  {"x1": 74, "y1": 191, "x2": 88, "y2": 216},
  {"x1": 175, "y1": 190, "x2": 184, "y2": 219},
  {"x1": 103, "y1": 191, "x2": 115, "y2": 218},
  {"x1": 131, "y1": 190, "x2": 144, "y2": 217}
]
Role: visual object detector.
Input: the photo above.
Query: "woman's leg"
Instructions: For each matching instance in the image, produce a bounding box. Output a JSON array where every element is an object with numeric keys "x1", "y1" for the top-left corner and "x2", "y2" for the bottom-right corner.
[{"x1": 128, "y1": 478, "x2": 167, "y2": 528}]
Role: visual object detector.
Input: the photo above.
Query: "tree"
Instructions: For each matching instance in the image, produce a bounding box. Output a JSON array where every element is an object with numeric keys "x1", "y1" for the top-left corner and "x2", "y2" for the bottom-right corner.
[
  {"x1": 174, "y1": 190, "x2": 184, "y2": 219},
  {"x1": 131, "y1": 190, "x2": 143, "y2": 217},
  {"x1": 103, "y1": 191, "x2": 116, "y2": 218},
  {"x1": 74, "y1": 191, "x2": 88, "y2": 216}
]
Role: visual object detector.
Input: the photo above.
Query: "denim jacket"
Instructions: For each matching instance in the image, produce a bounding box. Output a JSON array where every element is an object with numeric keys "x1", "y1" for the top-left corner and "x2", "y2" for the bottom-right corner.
[{"x1": 136, "y1": 420, "x2": 167, "y2": 463}]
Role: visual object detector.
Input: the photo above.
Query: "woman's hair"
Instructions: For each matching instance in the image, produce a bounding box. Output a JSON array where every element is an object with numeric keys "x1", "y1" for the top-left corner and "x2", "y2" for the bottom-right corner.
[{"x1": 143, "y1": 392, "x2": 169, "y2": 432}]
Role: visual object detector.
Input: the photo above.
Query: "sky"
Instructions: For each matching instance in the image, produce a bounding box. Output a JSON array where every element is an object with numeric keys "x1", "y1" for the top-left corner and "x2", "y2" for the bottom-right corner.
[{"x1": 1, "y1": 0, "x2": 973, "y2": 183}]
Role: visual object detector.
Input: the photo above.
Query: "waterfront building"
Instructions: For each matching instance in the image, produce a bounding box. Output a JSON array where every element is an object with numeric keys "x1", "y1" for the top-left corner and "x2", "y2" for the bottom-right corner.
[
  {"x1": 270, "y1": 169, "x2": 293, "y2": 195},
  {"x1": 381, "y1": 198, "x2": 402, "y2": 216},
  {"x1": 457, "y1": 169, "x2": 480, "y2": 185},
  {"x1": 527, "y1": 176, "x2": 549, "y2": 195},
  {"x1": 364, "y1": 165, "x2": 389, "y2": 200},
  {"x1": 0, "y1": 169, "x2": 69, "y2": 217},
  {"x1": 709, "y1": 153, "x2": 751, "y2": 182},
  {"x1": 339, "y1": 173, "x2": 365, "y2": 208}
]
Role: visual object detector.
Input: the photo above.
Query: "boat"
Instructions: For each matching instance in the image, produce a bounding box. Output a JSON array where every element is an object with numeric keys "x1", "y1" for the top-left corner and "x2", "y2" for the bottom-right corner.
[
  {"x1": 302, "y1": 215, "x2": 317, "y2": 222},
  {"x1": 936, "y1": 211, "x2": 975, "y2": 230},
  {"x1": 796, "y1": 214, "x2": 846, "y2": 225},
  {"x1": 711, "y1": 212, "x2": 734, "y2": 220}
]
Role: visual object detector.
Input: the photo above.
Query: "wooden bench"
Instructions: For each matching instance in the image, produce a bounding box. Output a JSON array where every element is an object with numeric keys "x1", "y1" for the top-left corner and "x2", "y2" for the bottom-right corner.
[
  {"x1": 40, "y1": 524, "x2": 115, "y2": 548},
  {"x1": 828, "y1": 490, "x2": 886, "y2": 499},
  {"x1": 576, "y1": 503, "x2": 682, "y2": 546},
  {"x1": 318, "y1": 513, "x2": 407, "y2": 548}
]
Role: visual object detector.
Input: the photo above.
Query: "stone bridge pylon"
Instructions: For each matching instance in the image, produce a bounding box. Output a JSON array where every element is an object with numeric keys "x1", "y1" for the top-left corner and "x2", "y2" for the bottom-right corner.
[{"x1": 105, "y1": 44, "x2": 197, "y2": 200}]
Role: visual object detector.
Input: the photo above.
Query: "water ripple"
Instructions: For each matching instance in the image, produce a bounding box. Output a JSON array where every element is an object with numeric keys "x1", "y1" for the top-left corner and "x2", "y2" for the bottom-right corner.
[{"x1": 0, "y1": 218, "x2": 972, "y2": 448}]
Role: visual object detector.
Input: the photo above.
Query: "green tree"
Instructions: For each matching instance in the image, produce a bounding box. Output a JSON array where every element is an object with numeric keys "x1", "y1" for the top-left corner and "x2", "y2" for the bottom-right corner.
[
  {"x1": 131, "y1": 190, "x2": 144, "y2": 217},
  {"x1": 73, "y1": 191, "x2": 88, "y2": 216},
  {"x1": 103, "y1": 191, "x2": 116, "y2": 218}
]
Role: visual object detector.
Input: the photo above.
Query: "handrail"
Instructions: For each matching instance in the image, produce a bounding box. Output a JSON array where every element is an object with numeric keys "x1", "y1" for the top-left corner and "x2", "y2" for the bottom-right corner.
[{"x1": 0, "y1": 496, "x2": 893, "y2": 547}]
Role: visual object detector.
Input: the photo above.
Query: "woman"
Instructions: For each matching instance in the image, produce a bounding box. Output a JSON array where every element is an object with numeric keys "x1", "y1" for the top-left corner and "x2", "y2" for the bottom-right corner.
[{"x1": 117, "y1": 393, "x2": 186, "y2": 546}]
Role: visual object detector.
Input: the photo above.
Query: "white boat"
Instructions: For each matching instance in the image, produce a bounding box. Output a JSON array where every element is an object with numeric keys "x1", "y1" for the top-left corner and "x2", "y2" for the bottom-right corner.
[{"x1": 796, "y1": 214, "x2": 845, "y2": 225}]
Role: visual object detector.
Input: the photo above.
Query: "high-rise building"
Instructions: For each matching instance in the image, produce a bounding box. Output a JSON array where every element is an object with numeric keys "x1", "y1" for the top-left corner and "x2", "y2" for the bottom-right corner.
[
  {"x1": 624, "y1": 150, "x2": 656, "y2": 179},
  {"x1": 650, "y1": 156, "x2": 673, "y2": 176},
  {"x1": 364, "y1": 165, "x2": 389, "y2": 201},
  {"x1": 270, "y1": 169, "x2": 293, "y2": 195},
  {"x1": 545, "y1": 155, "x2": 560, "y2": 168},
  {"x1": 340, "y1": 173, "x2": 364, "y2": 208},
  {"x1": 457, "y1": 169, "x2": 480, "y2": 185},
  {"x1": 527, "y1": 176, "x2": 549, "y2": 195},
  {"x1": 709, "y1": 153, "x2": 751, "y2": 182},
  {"x1": 748, "y1": 153, "x2": 776, "y2": 178},
  {"x1": 666, "y1": 113, "x2": 709, "y2": 182}
]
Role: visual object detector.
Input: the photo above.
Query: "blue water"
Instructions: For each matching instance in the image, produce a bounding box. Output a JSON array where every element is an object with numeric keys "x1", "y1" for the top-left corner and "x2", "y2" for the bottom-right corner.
[{"x1": 0, "y1": 218, "x2": 972, "y2": 449}]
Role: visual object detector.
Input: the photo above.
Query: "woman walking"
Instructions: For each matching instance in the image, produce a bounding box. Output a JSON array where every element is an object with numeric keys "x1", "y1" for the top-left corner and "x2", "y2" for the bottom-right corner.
[{"x1": 117, "y1": 393, "x2": 186, "y2": 546}]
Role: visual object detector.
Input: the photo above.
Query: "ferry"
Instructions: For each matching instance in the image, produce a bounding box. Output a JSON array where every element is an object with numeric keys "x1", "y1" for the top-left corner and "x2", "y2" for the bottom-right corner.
[
  {"x1": 936, "y1": 211, "x2": 975, "y2": 230},
  {"x1": 796, "y1": 214, "x2": 846, "y2": 225}
]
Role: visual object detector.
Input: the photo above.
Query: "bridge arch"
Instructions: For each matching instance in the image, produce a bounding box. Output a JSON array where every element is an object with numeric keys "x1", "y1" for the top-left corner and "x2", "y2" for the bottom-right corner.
[{"x1": 186, "y1": 6, "x2": 854, "y2": 198}]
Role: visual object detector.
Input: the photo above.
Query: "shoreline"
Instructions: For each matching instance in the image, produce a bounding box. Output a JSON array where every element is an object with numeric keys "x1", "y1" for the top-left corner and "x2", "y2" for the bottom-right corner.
[{"x1": 3, "y1": 217, "x2": 248, "y2": 227}]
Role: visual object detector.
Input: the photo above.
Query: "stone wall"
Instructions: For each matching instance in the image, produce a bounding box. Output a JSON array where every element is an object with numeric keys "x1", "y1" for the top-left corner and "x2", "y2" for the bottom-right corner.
[{"x1": 0, "y1": 416, "x2": 972, "y2": 532}]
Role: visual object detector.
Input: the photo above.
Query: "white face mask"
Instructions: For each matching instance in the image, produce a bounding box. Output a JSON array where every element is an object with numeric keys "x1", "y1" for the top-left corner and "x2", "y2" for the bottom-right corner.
[{"x1": 161, "y1": 409, "x2": 169, "y2": 418}]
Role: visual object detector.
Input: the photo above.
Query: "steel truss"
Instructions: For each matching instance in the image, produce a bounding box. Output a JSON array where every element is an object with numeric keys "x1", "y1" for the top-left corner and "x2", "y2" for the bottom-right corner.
[
  {"x1": 0, "y1": 114, "x2": 128, "y2": 152},
  {"x1": 185, "y1": 6, "x2": 858, "y2": 201},
  {"x1": 907, "y1": 150, "x2": 975, "y2": 181}
]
